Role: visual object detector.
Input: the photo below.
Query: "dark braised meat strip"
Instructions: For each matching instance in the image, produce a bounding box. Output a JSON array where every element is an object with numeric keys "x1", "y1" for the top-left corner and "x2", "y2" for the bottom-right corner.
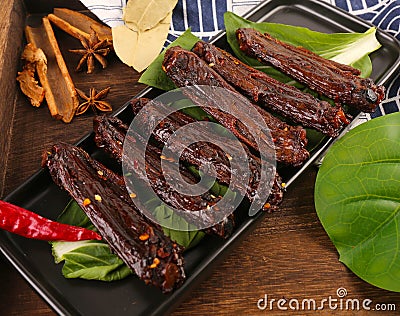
[
  {"x1": 42, "y1": 142, "x2": 185, "y2": 293},
  {"x1": 130, "y1": 98, "x2": 283, "y2": 209},
  {"x1": 236, "y1": 28, "x2": 385, "y2": 113},
  {"x1": 162, "y1": 46, "x2": 309, "y2": 167},
  {"x1": 193, "y1": 41, "x2": 349, "y2": 137},
  {"x1": 93, "y1": 115, "x2": 235, "y2": 238}
]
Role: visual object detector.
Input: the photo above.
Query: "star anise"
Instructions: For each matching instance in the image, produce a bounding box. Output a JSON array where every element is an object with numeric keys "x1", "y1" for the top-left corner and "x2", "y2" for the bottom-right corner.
[
  {"x1": 69, "y1": 27, "x2": 112, "y2": 74},
  {"x1": 75, "y1": 87, "x2": 112, "y2": 116}
]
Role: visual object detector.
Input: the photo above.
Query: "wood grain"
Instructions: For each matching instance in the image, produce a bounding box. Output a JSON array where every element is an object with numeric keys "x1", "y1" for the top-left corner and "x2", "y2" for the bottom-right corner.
[
  {"x1": 1, "y1": 168, "x2": 399, "y2": 315},
  {"x1": 0, "y1": 0, "x2": 25, "y2": 198},
  {"x1": 2, "y1": 22, "x2": 145, "y2": 197},
  {"x1": 1, "y1": 1, "x2": 399, "y2": 315}
]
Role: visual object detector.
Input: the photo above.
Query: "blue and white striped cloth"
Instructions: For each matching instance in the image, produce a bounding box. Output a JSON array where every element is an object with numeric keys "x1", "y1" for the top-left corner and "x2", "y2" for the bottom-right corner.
[{"x1": 79, "y1": 0, "x2": 400, "y2": 117}]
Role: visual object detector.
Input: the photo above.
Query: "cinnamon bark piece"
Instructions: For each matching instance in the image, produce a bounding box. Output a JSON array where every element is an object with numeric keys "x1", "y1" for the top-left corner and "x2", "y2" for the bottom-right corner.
[
  {"x1": 236, "y1": 28, "x2": 385, "y2": 113},
  {"x1": 47, "y1": 14, "x2": 88, "y2": 42},
  {"x1": 49, "y1": 8, "x2": 112, "y2": 44},
  {"x1": 43, "y1": 142, "x2": 185, "y2": 293},
  {"x1": 25, "y1": 17, "x2": 79, "y2": 123},
  {"x1": 16, "y1": 43, "x2": 46, "y2": 107},
  {"x1": 193, "y1": 41, "x2": 349, "y2": 137}
]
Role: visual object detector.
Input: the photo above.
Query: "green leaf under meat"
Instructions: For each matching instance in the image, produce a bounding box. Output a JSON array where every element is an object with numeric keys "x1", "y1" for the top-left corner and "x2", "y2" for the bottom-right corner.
[
  {"x1": 138, "y1": 28, "x2": 200, "y2": 90},
  {"x1": 52, "y1": 240, "x2": 133, "y2": 281},
  {"x1": 153, "y1": 204, "x2": 205, "y2": 249},
  {"x1": 224, "y1": 11, "x2": 381, "y2": 79},
  {"x1": 51, "y1": 200, "x2": 132, "y2": 281},
  {"x1": 52, "y1": 197, "x2": 207, "y2": 281},
  {"x1": 314, "y1": 112, "x2": 400, "y2": 292}
]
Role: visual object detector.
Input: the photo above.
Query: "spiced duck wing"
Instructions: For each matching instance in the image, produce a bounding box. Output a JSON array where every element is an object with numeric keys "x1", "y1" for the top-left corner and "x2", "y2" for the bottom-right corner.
[
  {"x1": 192, "y1": 41, "x2": 349, "y2": 137},
  {"x1": 236, "y1": 28, "x2": 385, "y2": 113},
  {"x1": 129, "y1": 98, "x2": 283, "y2": 209},
  {"x1": 93, "y1": 114, "x2": 236, "y2": 238},
  {"x1": 162, "y1": 46, "x2": 309, "y2": 167},
  {"x1": 43, "y1": 142, "x2": 185, "y2": 293}
]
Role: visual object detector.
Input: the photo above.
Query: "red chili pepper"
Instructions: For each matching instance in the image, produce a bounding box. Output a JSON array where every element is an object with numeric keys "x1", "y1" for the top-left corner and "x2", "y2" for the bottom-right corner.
[{"x1": 0, "y1": 200, "x2": 102, "y2": 241}]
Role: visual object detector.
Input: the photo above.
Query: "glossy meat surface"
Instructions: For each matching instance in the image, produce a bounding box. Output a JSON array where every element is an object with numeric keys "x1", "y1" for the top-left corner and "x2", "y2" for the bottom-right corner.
[
  {"x1": 162, "y1": 46, "x2": 309, "y2": 167},
  {"x1": 43, "y1": 142, "x2": 186, "y2": 293},
  {"x1": 130, "y1": 98, "x2": 283, "y2": 208},
  {"x1": 236, "y1": 28, "x2": 385, "y2": 113},
  {"x1": 193, "y1": 41, "x2": 349, "y2": 137},
  {"x1": 93, "y1": 114, "x2": 236, "y2": 238}
]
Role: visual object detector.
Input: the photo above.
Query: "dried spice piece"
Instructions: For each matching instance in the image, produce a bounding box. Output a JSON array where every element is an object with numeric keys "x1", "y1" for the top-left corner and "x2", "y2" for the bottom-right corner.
[
  {"x1": 69, "y1": 28, "x2": 112, "y2": 74},
  {"x1": 124, "y1": 0, "x2": 178, "y2": 32},
  {"x1": 75, "y1": 87, "x2": 112, "y2": 115},
  {"x1": 25, "y1": 17, "x2": 79, "y2": 123},
  {"x1": 112, "y1": 0, "x2": 178, "y2": 72},
  {"x1": 16, "y1": 43, "x2": 47, "y2": 107},
  {"x1": 16, "y1": 66, "x2": 44, "y2": 107},
  {"x1": 47, "y1": 13, "x2": 89, "y2": 42},
  {"x1": 112, "y1": 12, "x2": 172, "y2": 72},
  {"x1": 50, "y1": 8, "x2": 112, "y2": 44}
]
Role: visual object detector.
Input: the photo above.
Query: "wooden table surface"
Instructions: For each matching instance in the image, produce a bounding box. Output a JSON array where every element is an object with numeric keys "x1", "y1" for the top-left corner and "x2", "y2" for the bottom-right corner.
[
  {"x1": 1, "y1": 1, "x2": 399, "y2": 315},
  {"x1": 2, "y1": 159, "x2": 400, "y2": 315}
]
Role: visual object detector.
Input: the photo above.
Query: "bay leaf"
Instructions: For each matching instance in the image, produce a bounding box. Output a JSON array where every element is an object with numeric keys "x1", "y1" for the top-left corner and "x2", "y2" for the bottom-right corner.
[
  {"x1": 112, "y1": 12, "x2": 172, "y2": 72},
  {"x1": 133, "y1": 11, "x2": 172, "y2": 72},
  {"x1": 111, "y1": 24, "x2": 138, "y2": 67},
  {"x1": 124, "y1": 0, "x2": 177, "y2": 32}
]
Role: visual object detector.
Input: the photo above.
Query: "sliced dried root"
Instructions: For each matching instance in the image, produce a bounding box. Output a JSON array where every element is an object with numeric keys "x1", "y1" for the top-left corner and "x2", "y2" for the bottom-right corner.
[{"x1": 16, "y1": 43, "x2": 46, "y2": 107}]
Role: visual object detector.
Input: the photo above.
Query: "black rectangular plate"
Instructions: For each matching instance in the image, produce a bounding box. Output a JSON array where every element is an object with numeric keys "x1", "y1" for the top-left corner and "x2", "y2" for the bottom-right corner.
[{"x1": 1, "y1": 0, "x2": 400, "y2": 315}]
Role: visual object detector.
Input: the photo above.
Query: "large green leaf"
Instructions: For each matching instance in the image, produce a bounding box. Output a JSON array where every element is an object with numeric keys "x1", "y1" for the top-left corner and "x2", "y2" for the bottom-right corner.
[
  {"x1": 51, "y1": 200, "x2": 132, "y2": 281},
  {"x1": 315, "y1": 112, "x2": 400, "y2": 292},
  {"x1": 224, "y1": 12, "x2": 381, "y2": 78},
  {"x1": 52, "y1": 198, "x2": 206, "y2": 281},
  {"x1": 153, "y1": 204, "x2": 205, "y2": 249},
  {"x1": 52, "y1": 240, "x2": 133, "y2": 281}
]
